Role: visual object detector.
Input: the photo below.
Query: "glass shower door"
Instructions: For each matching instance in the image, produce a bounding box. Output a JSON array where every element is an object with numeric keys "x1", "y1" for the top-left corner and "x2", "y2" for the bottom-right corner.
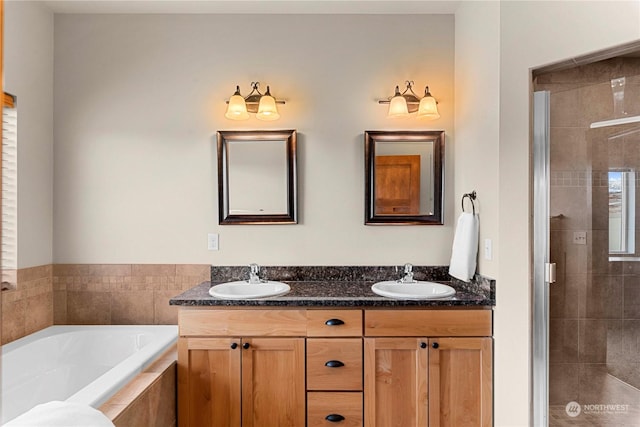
[{"x1": 537, "y1": 64, "x2": 640, "y2": 426}]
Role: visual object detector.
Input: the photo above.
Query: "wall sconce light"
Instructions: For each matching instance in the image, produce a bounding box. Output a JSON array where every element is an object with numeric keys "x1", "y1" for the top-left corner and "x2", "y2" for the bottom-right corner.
[
  {"x1": 378, "y1": 80, "x2": 440, "y2": 119},
  {"x1": 225, "y1": 82, "x2": 285, "y2": 121}
]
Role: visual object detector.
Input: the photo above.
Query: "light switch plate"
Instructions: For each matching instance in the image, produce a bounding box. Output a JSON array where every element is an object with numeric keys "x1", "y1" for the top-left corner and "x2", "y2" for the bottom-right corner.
[
  {"x1": 208, "y1": 233, "x2": 219, "y2": 251},
  {"x1": 484, "y1": 238, "x2": 493, "y2": 260}
]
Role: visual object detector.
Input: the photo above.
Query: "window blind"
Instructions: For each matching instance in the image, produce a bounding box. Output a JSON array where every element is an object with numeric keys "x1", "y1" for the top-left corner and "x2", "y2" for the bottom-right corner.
[{"x1": 2, "y1": 98, "x2": 17, "y2": 289}]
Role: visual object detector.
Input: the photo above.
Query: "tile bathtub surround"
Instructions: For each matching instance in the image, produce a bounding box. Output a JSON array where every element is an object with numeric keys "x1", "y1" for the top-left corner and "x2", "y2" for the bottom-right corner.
[
  {"x1": 1, "y1": 265, "x2": 53, "y2": 345},
  {"x1": 100, "y1": 346, "x2": 177, "y2": 427},
  {"x1": 54, "y1": 264, "x2": 210, "y2": 325}
]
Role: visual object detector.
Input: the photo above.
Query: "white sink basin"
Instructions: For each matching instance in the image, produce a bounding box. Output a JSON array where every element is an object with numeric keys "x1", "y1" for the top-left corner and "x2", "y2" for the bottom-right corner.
[
  {"x1": 371, "y1": 281, "x2": 456, "y2": 300},
  {"x1": 209, "y1": 281, "x2": 291, "y2": 299}
]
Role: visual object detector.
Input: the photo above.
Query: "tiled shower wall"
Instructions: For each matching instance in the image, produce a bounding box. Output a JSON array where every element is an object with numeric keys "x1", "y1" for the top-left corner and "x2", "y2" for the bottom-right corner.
[
  {"x1": 536, "y1": 57, "x2": 640, "y2": 404},
  {"x1": 1, "y1": 264, "x2": 209, "y2": 345}
]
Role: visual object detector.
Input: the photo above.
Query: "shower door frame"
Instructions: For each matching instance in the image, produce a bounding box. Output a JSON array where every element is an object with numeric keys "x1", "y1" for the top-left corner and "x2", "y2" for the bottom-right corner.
[{"x1": 532, "y1": 90, "x2": 551, "y2": 427}]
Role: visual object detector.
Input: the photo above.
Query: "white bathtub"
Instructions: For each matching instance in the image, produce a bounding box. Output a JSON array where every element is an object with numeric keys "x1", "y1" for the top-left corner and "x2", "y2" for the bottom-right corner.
[{"x1": 1, "y1": 325, "x2": 178, "y2": 424}]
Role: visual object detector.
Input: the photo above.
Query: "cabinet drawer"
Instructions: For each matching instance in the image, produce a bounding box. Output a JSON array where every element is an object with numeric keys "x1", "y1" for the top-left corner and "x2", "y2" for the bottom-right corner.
[
  {"x1": 307, "y1": 310, "x2": 363, "y2": 337},
  {"x1": 365, "y1": 309, "x2": 492, "y2": 337},
  {"x1": 179, "y1": 309, "x2": 306, "y2": 336},
  {"x1": 307, "y1": 392, "x2": 363, "y2": 427},
  {"x1": 307, "y1": 339, "x2": 363, "y2": 391}
]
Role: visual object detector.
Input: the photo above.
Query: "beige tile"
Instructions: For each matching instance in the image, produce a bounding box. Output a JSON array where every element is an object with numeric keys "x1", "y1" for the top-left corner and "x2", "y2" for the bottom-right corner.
[
  {"x1": 67, "y1": 291, "x2": 111, "y2": 325},
  {"x1": 111, "y1": 291, "x2": 154, "y2": 325},
  {"x1": 17, "y1": 265, "x2": 52, "y2": 282},
  {"x1": 550, "y1": 274, "x2": 583, "y2": 319},
  {"x1": 549, "y1": 363, "x2": 580, "y2": 405},
  {"x1": 24, "y1": 291, "x2": 53, "y2": 335},
  {"x1": 2, "y1": 297, "x2": 25, "y2": 344},
  {"x1": 53, "y1": 264, "x2": 92, "y2": 277},
  {"x1": 589, "y1": 230, "x2": 623, "y2": 276},
  {"x1": 550, "y1": 127, "x2": 590, "y2": 172},
  {"x1": 591, "y1": 186, "x2": 609, "y2": 232},
  {"x1": 579, "y1": 320, "x2": 622, "y2": 363},
  {"x1": 154, "y1": 290, "x2": 179, "y2": 325},
  {"x1": 580, "y1": 82, "x2": 614, "y2": 126},
  {"x1": 89, "y1": 264, "x2": 132, "y2": 277},
  {"x1": 550, "y1": 319, "x2": 579, "y2": 363},
  {"x1": 53, "y1": 290, "x2": 67, "y2": 324},
  {"x1": 551, "y1": 88, "x2": 583, "y2": 127},
  {"x1": 175, "y1": 264, "x2": 209, "y2": 277},
  {"x1": 132, "y1": 264, "x2": 176, "y2": 277},
  {"x1": 583, "y1": 275, "x2": 623, "y2": 319},
  {"x1": 550, "y1": 186, "x2": 589, "y2": 231},
  {"x1": 623, "y1": 278, "x2": 640, "y2": 319}
]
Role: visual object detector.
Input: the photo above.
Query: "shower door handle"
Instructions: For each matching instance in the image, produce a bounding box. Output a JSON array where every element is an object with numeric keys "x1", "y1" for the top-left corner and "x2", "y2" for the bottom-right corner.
[{"x1": 545, "y1": 263, "x2": 556, "y2": 284}]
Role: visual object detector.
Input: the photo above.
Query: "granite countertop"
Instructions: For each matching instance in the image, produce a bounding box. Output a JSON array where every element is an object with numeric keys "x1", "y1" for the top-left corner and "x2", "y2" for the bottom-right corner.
[
  {"x1": 170, "y1": 279, "x2": 494, "y2": 308},
  {"x1": 170, "y1": 265, "x2": 495, "y2": 308}
]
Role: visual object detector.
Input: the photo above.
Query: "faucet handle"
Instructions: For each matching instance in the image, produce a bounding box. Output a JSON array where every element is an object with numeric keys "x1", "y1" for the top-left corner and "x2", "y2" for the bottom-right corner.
[
  {"x1": 249, "y1": 263, "x2": 260, "y2": 275},
  {"x1": 404, "y1": 263, "x2": 413, "y2": 274}
]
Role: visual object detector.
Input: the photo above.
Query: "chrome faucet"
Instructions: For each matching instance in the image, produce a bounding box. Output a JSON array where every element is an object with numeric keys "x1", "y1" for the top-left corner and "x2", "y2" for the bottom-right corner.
[
  {"x1": 248, "y1": 263, "x2": 265, "y2": 284},
  {"x1": 399, "y1": 263, "x2": 415, "y2": 283}
]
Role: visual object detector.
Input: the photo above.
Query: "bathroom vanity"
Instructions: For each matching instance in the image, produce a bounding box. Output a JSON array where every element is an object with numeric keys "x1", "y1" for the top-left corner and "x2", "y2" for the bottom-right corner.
[{"x1": 170, "y1": 266, "x2": 495, "y2": 427}]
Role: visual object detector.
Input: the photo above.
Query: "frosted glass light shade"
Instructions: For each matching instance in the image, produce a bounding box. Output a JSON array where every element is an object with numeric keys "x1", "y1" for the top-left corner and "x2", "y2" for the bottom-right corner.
[
  {"x1": 225, "y1": 94, "x2": 250, "y2": 120},
  {"x1": 387, "y1": 95, "x2": 409, "y2": 118},
  {"x1": 256, "y1": 95, "x2": 280, "y2": 121},
  {"x1": 417, "y1": 95, "x2": 440, "y2": 119}
]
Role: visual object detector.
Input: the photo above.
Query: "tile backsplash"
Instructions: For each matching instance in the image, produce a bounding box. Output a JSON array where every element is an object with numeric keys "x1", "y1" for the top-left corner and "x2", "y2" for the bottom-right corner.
[
  {"x1": 1, "y1": 264, "x2": 209, "y2": 345},
  {"x1": 1, "y1": 265, "x2": 53, "y2": 344}
]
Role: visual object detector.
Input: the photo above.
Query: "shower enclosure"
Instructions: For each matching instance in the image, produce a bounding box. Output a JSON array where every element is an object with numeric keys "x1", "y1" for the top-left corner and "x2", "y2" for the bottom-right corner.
[{"x1": 534, "y1": 57, "x2": 640, "y2": 426}]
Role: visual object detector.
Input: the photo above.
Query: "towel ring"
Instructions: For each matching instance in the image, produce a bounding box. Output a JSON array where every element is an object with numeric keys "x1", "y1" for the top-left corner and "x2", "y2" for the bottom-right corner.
[{"x1": 462, "y1": 190, "x2": 477, "y2": 215}]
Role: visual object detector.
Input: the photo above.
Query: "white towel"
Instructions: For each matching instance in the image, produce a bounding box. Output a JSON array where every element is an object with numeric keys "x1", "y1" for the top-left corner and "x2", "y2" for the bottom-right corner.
[
  {"x1": 4, "y1": 401, "x2": 115, "y2": 427},
  {"x1": 448, "y1": 212, "x2": 479, "y2": 282}
]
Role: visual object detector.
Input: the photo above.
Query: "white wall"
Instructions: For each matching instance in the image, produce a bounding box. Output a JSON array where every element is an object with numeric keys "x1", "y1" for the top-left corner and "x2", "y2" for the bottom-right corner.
[
  {"x1": 4, "y1": 0, "x2": 54, "y2": 268},
  {"x1": 454, "y1": 1, "x2": 500, "y2": 278},
  {"x1": 453, "y1": 1, "x2": 640, "y2": 426},
  {"x1": 53, "y1": 14, "x2": 455, "y2": 265}
]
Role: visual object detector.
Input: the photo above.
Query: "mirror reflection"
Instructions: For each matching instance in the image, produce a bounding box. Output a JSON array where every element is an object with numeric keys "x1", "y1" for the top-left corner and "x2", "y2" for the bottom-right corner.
[
  {"x1": 365, "y1": 131, "x2": 444, "y2": 225},
  {"x1": 228, "y1": 139, "x2": 288, "y2": 215},
  {"x1": 217, "y1": 130, "x2": 297, "y2": 224}
]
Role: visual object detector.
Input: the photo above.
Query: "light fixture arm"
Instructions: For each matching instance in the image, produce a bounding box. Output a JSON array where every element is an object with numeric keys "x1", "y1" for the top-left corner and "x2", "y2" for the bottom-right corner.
[
  {"x1": 377, "y1": 80, "x2": 439, "y2": 117},
  {"x1": 223, "y1": 81, "x2": 286, "y2": 121},
  {"x1": 225, "y1": 81, "x2": 286, "y2": 115}
]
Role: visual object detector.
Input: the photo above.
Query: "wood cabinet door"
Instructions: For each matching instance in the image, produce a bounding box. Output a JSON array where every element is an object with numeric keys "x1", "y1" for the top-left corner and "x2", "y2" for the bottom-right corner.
[
  {"x1": 177, "y1": 337, "x2": 241, "y2": 427},
  {"x1": 374, "y1": 155, "x2": 421, "y2": 215},
  {"x1": 428, "y1": 337, "x2": 493, "y2": 427},
  {"x1": 241, "y1": 338, "x2": 305, "y2": 427},
  {"x1": 364, "y1": 338, "x2": 428, "y2": 427}
]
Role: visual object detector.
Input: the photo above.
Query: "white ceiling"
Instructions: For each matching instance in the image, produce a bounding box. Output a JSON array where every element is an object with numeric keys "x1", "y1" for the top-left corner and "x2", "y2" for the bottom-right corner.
[{"x1": 42, "y1": 0, "x2": 461, "y2": 14}]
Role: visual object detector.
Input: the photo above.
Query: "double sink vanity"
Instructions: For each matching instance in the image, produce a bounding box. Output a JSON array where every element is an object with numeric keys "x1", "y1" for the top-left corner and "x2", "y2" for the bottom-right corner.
[{"x1": 170, "y1": 265, "x2": 495, "y2": 427}]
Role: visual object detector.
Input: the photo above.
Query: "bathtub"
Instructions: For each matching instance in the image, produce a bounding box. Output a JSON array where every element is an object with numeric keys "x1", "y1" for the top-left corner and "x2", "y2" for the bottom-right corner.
[{"x1": 1, "y1": 325, "x2": 178, "y2": 424}]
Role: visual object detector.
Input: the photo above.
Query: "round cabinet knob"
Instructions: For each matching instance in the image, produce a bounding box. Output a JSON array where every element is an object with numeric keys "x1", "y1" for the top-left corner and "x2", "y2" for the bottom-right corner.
[
  {"x1": 325, "y1": 414, "x2": 345, "y2": 423},
  {"x1": 325, "y1": 319, "x2": 345, "y2": 326},
  {"x1": 242, "y1": 342, "x2": 250, "y2": 350},
  {"x1": 420, "y1": 342, "x2": 427, "y2": 349},
  {"x1": 432, "y1": 342, "x2": 440, "y2": 349},
  {"x1": 230, "y1": 342, "x2": 238, "y2": 349},
  {"x1": 325, "y1": 360, "x2": 345, "y2": 368}
]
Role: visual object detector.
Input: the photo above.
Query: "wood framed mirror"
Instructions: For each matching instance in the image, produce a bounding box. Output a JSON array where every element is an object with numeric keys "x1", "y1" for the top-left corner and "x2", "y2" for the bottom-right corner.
[
  {"x1": 365, "y1": 130, "x2": 444, "y2": 225},
  {"x1": 217, "y1": 130, "x2": 297, "y2": 224}
]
